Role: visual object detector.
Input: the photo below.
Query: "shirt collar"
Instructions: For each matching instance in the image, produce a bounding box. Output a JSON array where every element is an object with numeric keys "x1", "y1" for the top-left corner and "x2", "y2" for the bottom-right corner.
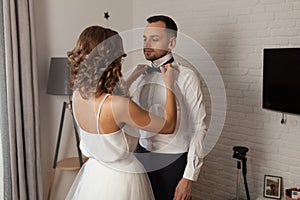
[{"x1": 151, "y1": 53, "x2": 173, "y2": 68}]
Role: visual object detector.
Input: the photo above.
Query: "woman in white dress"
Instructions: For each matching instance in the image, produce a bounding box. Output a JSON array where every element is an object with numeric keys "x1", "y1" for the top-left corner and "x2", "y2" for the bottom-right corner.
[{"x1": 65, "y1": 25, "x2": 177, "y2": 200}]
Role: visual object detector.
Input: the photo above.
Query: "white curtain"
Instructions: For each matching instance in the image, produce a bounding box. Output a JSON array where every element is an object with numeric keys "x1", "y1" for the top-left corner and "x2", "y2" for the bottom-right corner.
[
  {"x1": 0, "y1": 0, "x2": 11, "y2": 199},
  {"x1": 1, "y1": 0, "x2": 43, "y2": 199},
  {"x1": 0, "y1": 70, "x2": 11, "y2": 200}
]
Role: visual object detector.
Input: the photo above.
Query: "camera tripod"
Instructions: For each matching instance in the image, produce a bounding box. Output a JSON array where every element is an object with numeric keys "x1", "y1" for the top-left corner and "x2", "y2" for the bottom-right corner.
[{"x1": 232, "y1": 146, "x2": 250, "y2": 200}]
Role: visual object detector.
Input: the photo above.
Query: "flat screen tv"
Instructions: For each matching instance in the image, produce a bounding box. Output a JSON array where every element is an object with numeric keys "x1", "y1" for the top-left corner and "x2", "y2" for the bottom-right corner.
[{"x1": 263, "y1": 48, "x2": 300, "y2": 115}]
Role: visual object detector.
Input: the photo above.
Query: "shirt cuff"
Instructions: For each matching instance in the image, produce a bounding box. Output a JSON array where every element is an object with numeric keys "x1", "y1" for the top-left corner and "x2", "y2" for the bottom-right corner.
[{"x1": 183, "y1": 166, "x2": 201, "y2": 182}]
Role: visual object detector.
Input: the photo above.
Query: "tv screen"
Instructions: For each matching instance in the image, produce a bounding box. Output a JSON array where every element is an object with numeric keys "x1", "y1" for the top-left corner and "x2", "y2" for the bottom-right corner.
[{"x1": 263, "y1": 48, "x2": 300, "y2": 115}]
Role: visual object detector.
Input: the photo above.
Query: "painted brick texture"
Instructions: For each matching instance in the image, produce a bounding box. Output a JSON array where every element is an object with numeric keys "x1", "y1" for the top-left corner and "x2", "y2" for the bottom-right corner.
[{"x1": 133, "y1": 0, "x2": 300, "y2": 199}]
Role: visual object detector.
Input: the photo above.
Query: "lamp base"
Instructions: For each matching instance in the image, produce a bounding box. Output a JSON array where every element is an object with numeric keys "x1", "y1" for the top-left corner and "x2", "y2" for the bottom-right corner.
[{"x1": 57, "y1": 157, "x2": 88, "y2": 171}]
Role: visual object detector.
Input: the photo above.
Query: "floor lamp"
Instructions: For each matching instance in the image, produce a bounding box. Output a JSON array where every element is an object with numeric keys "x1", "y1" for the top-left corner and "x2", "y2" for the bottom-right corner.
[{"x1": 46, "y1": 57, "x2": 84, "y2": 200}]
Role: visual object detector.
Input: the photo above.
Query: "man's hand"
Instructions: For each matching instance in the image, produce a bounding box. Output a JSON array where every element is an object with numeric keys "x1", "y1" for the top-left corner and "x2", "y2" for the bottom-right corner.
[{"x1": 173, "y1": 178, "x2": 193, "y2": 200}]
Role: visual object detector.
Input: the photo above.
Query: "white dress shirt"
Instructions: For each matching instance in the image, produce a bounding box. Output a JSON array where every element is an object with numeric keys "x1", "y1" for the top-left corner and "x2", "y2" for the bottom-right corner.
[{"x1": 131, "y1": 53, "x2": 207, "y2": 181}]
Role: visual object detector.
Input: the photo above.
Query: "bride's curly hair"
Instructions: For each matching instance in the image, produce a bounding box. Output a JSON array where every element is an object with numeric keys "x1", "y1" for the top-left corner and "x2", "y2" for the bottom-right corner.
[{"x1": 67, "y1": 26, "x2": 129, "y2": 99}]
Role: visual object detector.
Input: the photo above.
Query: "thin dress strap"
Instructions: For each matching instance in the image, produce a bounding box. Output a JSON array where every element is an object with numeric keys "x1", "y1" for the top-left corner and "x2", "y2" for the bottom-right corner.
[
  {"x1": 96, "y1": 94, "x2": 111, "y2": 134},
  {"x1": 72, "y1": 91, "x2": 80, "y2": 127}
]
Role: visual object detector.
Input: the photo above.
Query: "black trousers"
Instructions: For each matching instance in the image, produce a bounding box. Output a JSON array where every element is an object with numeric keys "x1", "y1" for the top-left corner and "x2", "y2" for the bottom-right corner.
[{"x1": 135, "y1": 144, "x2": 188, "y2": 200}]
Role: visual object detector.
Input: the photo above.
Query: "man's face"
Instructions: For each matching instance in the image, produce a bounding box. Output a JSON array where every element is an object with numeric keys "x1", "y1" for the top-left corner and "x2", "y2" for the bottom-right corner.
[{"x1": 143, "y1": 21, "x2": 173, "y2": 61}]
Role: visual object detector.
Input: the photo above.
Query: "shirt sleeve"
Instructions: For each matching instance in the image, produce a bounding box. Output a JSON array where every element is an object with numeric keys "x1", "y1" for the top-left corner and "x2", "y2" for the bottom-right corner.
[{"x1": 182, "y1": 71, "x2": 207, "y2": 181}]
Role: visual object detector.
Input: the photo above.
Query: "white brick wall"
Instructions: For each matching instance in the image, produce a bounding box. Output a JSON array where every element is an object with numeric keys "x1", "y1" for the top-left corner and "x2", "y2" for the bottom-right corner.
[{"x1": 133, "y1": 0, "x2": 300, "y2": 199}]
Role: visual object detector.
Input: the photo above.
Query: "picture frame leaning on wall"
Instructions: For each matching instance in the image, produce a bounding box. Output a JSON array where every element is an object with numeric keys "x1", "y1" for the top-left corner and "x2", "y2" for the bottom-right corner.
[{"x1": 264, "y1": 175, "x2": 282, "y2": 199}]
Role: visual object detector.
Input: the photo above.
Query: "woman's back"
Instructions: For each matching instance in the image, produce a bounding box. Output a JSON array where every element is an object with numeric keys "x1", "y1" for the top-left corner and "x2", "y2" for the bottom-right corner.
[
  {"x1": 72, "y1": 91, "x2": 120, "y2": 135},
  {"x1": 72, "y1": 91, "x2": 139, "y2": 163},
  {"x1": 66, "y1": 91, "x2": 155, "y2": 200}
]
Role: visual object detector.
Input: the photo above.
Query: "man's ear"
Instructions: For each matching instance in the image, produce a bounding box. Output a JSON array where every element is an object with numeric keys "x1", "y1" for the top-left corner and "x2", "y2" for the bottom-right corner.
[{"x1": 168, "y1": 37, "x2": 176, "y2": 50}]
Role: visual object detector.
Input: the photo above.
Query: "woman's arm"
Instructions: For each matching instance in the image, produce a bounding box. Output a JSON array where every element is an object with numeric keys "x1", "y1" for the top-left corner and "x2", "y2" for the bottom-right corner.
[{"x1": 115, "y1": 64, "x2": 176, "y2": 134}]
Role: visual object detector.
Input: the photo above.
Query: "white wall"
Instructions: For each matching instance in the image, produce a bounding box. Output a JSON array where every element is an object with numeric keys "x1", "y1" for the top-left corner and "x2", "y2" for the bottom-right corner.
[
  {"x1": 34, "y1": 0, "x2": 300, "y2": 199},
  {"x1": 132, "y1": 0, "x2": 300, "y2": 199},
  {"x1": 33, "y1": 0, "x2": 133, "y2": 199}
]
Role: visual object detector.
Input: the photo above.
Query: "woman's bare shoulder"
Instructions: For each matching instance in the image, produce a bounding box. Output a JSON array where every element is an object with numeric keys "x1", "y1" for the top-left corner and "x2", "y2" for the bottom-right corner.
[{"x1": 109, "y1": 95, "x2": 132, "y2": 109}]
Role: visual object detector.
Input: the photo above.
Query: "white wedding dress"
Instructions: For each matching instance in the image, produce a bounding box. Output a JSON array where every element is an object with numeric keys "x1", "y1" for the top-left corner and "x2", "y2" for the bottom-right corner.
[{"x1": 65, "y1": 93, "x2": 154, "y2": 200}]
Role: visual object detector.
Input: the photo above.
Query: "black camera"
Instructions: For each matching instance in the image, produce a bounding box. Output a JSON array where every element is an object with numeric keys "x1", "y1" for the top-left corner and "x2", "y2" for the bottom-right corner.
[
  {"x1": 233, "y1": 146, "x2": 248, "y2": 160},
  {"x1": 232, "y1": 146, "x2": 250, "y2": 200}
]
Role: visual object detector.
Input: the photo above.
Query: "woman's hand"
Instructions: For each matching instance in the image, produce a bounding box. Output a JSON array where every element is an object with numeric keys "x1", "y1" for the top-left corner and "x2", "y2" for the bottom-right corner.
[
  {"x1": 161, "y1": 63, "x2": 175, "y2": 89},
  {"x1": 133, "y1": 64, "x2": 148, "y2": 76},
  {"x1": 126, "y1": 64, "x2": 148, "y2": 88}
]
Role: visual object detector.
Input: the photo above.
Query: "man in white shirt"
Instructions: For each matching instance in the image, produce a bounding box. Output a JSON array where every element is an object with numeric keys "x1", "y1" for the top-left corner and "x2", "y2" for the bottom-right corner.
[{"x1": 132, "y1": 15, "x2": 207, "y2": 200}]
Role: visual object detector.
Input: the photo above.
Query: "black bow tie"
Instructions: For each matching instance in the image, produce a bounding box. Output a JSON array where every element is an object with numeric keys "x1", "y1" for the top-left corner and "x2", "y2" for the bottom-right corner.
[{"x1": 147, "y1": 57, "x2": 174, "y2": 73}]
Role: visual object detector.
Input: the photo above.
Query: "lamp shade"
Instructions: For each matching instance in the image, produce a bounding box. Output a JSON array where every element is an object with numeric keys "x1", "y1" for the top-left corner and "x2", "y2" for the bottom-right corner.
[{"x1": 46, "y1": 57, "x2": 73, "y2": 95}]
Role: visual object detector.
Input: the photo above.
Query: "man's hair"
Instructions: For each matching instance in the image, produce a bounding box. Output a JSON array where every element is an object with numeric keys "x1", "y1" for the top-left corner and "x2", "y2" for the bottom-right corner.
[{"x1": 147, "y1": 15, "x2": 178, "y2": 37}]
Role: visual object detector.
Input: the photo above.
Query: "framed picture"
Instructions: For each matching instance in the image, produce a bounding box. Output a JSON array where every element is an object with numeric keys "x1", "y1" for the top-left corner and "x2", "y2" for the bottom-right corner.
[{"x1": 264, "y1": 175, "x2": 282, "y2": 199}]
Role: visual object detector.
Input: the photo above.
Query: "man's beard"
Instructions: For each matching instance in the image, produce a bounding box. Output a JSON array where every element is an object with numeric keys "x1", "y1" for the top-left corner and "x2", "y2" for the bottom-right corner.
[{"x1": 143, "y1": 48, "x2": 168, "y2": 61}]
